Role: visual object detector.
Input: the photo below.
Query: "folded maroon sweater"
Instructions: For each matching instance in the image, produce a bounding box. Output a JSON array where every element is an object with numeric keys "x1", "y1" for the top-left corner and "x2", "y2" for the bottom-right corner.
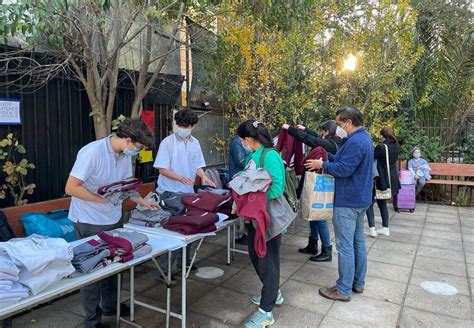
[
  {"x1": 231, "y1": 190, "x2": 269, "y2": 258},
  {"x1": 181, "y1": 191, "x2": 231, "y2": 212},
  {"x1": 161, "y1": 211, "x2": 218, "y2": 235}
]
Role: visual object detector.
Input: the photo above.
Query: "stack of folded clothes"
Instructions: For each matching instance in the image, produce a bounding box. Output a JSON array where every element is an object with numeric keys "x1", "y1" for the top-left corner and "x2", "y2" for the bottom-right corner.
[
  {"x1": 97, "y1": 178, "x2": 143, "y2": 206},
  {"x1": 71, "y1": 229, "x2": 151, "y2": 276},
  {"x1": 159, "y1": 190, "x2": 232, "y2": 235},
  {"x1": 0, "y1": 235, "x2": 75, "y2": 296},
  {"x1": 0, "y1": 254, "x2": 28, "y2": 305},
  {"x1": 128, "y1": 209, "x2": 172, "y2": 227}
]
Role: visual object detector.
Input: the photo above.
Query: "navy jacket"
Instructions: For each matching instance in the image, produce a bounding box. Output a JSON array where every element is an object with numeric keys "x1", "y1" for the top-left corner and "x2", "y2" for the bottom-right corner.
[
  {"x1": 323, "y1": 128, "x2": 373, "y2": 208},
  {"x1": 228, "y1": 136, "x2": 251, "y2": 178}
]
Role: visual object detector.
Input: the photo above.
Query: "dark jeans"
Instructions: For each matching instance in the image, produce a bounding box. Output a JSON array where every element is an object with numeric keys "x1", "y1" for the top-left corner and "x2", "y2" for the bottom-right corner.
[
  {"x1": 247, "y1": 223, "x2": 281, "y2": 312},
  {"x1": 366, "y1": 199, "x2": 390, "y2": 228},
  {"x1": 74, "y1": 221, "x2": 121, "y2": 328}
]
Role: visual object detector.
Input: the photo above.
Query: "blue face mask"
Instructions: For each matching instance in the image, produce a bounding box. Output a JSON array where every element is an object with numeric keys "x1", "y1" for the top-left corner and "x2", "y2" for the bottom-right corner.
[
  {"x1": 176, "y1": 127, "x2": 192, "y2": 138},
  {"x1": 124, "y1": 146, "x2": 140, "y2": 156}
]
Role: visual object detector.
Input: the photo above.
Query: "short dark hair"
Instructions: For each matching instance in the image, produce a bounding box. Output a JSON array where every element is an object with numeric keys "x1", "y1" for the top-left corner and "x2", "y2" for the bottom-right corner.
[
  {"x1": 236, "y1": 120, "x2": 273, "y2": 148},
  {"x1": 320, "y1": 120, "x2": 337, "y2": 137},
  {"x1": 116, "y1": 118, "x2": 154, "y2": 148},
  {"x1": 335, "y1": 106, "x2": 363, "y2": 126},
  {"x1": 174, "y1": 109, "x2": 198, "y2": 127}
]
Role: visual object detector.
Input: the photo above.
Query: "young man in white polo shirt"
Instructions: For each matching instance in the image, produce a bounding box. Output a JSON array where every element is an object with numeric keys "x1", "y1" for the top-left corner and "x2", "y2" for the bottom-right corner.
[
  {"x1": 154, "y1": 109, "x2": 215, "y2": 193},
  {"x1": 154, "y1": 109, "x2": 215, "y2": 277},
  {"x1": 66, "y1": 118, "x2": 158, "y2": 328}
]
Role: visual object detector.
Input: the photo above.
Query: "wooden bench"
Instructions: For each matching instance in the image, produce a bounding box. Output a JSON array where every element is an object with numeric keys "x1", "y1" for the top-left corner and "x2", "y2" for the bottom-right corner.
[
  {"x1": 425, "y1": 163, "x2": 474, "y2": 187},
  {"x1": 3, "y1": 182, "x2": 156, "y2": 237}
]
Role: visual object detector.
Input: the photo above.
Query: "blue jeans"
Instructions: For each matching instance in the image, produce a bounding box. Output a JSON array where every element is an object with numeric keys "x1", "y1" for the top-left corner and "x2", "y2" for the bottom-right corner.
[
  {"x1": 333, "y1": 206, "x2": 368, "y2": 296},
  {"x1": 309, "y1": 220, "x2": 332, "y2": 247}
]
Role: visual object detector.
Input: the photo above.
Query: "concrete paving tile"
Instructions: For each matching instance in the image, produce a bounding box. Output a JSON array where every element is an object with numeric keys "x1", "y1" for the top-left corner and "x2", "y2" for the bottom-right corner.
[
  {"x1": 422, "y1": 229, "x2": 462, "y2": 242},
  {"x1": 462, "y1": 234, "x2": 474, "y2": 243},
  {"x1": 371, "y1": 239, "x2": 417, "y2": 254},
  {"x1": 221, "y1": 267, "x2": 286, "y2": 295},
  {"x1": 461, "y1": 226, "x2": 474, "y2": 234},
  {"x1": 13, "y1": 306, "x2": 84, "y2": 328},
  {"x1": 463, "y1": 241, "x2": 474, "y2": 252},
  {"x1": 420, "y1": 235, "x2": 463, "y2": 251},
  {"x1": 141, "y1": 277, "x2": 217, "y2": 307},
  {"x1": 272, "y1": 304, "x2": 324, "y2": 327},
  {"x1": 362, "y1": 276, "x2": 407, "y2": 304},
  {"x1": 120, "y1": 294, "x2": 166, "y2": 327},
  {"x1": 49, "y1": 291, "x2": 83, "y2": 317},
  {"x1": 319, "y1": 316, "x2": 367, "y2": 328},
  {"x1": 208, "y1": 250, "x2": 251, "y2": 269},
  {"x1": 367, "y1": 260, "x2": 411, "y2": 283},
  {"x1": 414, "y1": 255, "x2": 467, "y2": 277},
  {"x1": 189, "y1": 287, "x2": 256, "y2": 326},
  {"x1": 424, "y1": 223, "x2": 461, "y2": 233},
  {"x1": 191, "y1": 259, "x2": 243, "y2": 285},
  {"x1": 465, "y1": 251, "x2": 474, "y2": 264},
  {"x1": 160, "y1": 311, "x2": 234, "y2": 328},
  {"x1": 279, "y1": 279, "x2": 334, "y2": 315},
  {"x1": 122, "y1": 269, "x2": 163, "y2": 294},
  {"x1": 291, "y1": 263, "x2": 339, "y2": 287},
  {"x1": 389, "y1": 218, "x2": 425, "y2": 228},
  {"x1": 306, "y1": 256, "x2": 339, "y2": 270},
  {"x1": 426, "y1": 216, "x2": 459, "y2": 225},
  {"x1": 280, "y1": 244, "x2": 315, "y2": 262},
  {"x1": 404, "y1": 285, "x2": 472, "y2": 320},
  {"x1": 381, "y1": 231, "x2": 421, "y2": 245},
  {"x1": 368, "y1": 247, "x2": 415, "y2": 267},
  {"x1": 279, "y1": 260, "x2": 306, "y2": 278},
  {"x1": 195, "y1": 242, "x2": 226, "y2": 260},
  {"x1": 409, "y1": 268, "x2": 470, "y2": 296},
  {"x1": 399, "y1": 307, "x2": 473, "y2": 328},
  {"x1": 327, "y1": 296, "x2": 401, "y2": 327},
  {"x1": 467, "y1": 263, "x2": 474, "y2": 278},
  {"x1": 282, "y1": 235, "x2": 311, "y2": 248},
  {"x1": 388, "y1": 224, "x2": 423, "y2": 236},
  {"x1": 416, "y1": 245, "x2": 465, "y2": 262}
]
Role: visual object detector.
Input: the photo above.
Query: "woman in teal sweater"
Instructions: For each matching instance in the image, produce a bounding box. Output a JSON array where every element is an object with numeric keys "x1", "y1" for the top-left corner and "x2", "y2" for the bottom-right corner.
[{"x1": 237, "y1": 120, "x2": 285, "y2": 328}]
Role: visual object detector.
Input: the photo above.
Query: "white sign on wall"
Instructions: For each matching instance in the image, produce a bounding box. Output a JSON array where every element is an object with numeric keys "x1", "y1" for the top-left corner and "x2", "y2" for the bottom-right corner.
[{"x1": 0, "y1": 99, "x2": 22, "y2": 125}]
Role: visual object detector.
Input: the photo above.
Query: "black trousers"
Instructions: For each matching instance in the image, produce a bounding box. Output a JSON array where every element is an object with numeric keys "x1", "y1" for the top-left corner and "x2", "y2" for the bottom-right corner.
[{"x1": 247, "y1": 223, "x2": 281, "y2": 312}]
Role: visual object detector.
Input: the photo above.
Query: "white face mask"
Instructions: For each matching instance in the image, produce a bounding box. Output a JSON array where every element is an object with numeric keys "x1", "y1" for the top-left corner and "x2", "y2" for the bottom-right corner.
[
  {"x1": 176, "y1": 127, "x2": 192, "y2": 138},
  {"x1": 413, "y1": 150, "x2": 421, "y2": 159}
]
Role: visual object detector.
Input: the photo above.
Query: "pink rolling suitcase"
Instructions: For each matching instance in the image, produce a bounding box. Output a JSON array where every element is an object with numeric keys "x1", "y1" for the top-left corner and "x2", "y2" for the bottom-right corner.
[{"x1": 395, "y1": 183, "x2": 416, "y2": 213}]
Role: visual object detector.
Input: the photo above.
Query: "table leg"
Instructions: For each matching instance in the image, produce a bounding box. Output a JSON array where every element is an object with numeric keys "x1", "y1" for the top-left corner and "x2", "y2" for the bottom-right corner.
[
  {"x1": 181, "y1": 245, "x2": 187, "y2": 328},
  {"x1": 116, "y1": 273, "x2": 122, "y2": 327}
]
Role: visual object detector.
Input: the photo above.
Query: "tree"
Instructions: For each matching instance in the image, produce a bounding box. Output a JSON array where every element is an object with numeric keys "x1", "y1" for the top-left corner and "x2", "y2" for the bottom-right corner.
[
  {"x1": 206, "y1": 0, "x2": 421, "y2": 136},
  {"x1": 0, "y1": 0, "x2": 217, "y2": 139}
]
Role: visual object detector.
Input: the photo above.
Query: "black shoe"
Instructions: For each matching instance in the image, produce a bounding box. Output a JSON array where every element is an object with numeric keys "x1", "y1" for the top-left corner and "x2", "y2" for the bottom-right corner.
[
  {"x1": 235, "y1": 234, "x2": 249, "y2": 246},
  {"x1": 298, "y1": 239, "x2": 318, "y2": 255},
  {"x1": 103, "y1": 303, "x2": 130, "y2": 317},
  {"x1": 310, "y1": 245, "x2": 332, "y2": 262}
]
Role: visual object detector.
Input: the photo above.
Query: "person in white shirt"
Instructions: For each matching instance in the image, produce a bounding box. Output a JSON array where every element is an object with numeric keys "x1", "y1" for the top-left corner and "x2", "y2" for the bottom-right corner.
[
  {"x1": 153, "y1": 109, "x2": 215, "y2": 278},
  {"x1": 66, "y1": 118, "x2": 158, "y2": 328},
  {"x1": 154, "y1": 109, "x2": 215, "y2": 192}
]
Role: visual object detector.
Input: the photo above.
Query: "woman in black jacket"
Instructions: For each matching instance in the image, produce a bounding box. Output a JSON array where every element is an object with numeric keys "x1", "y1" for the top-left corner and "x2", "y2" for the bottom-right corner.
[
  {"x1": 366, "y1": 127, "x2": 400, "y2": 237},
  {"x1": 283, "y1": 122, "x2": 341, "y2": 262}
]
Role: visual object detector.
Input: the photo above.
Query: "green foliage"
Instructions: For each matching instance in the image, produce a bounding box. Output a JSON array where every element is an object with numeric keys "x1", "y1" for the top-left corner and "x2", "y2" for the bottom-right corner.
[
  {"x1": 396, "y1": 117, "x2": 448, "y2": 162},
  {"x1": 0, "y1": 133, "x2": 36, "y2": 206},
  {"x1": 454, "y1": 187, "x2": 470, "y2": 207},
  {"x1": 463, "y1": 121, "x2": 474, "y2": 164},
  {"x1": 205, "y1": 1, "x2": 421, "y2": 133}
]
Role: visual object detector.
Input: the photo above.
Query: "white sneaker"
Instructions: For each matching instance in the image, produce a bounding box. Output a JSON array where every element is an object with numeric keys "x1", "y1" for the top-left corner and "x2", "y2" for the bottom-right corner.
[
  {"x1": 376, "y1": 227, "x2": 390, "y2": 236},
  {"x1": 366, "y1": 227, "x2": 377, "y2": 238}
]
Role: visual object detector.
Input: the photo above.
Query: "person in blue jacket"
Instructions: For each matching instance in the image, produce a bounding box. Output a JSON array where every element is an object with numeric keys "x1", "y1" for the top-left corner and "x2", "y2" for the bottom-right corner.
[{"x1": 305, "y1": 106, "x2": 373, "y2": 302}]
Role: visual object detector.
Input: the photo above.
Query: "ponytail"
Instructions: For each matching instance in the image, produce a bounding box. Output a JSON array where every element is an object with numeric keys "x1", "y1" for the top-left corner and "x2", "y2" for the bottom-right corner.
[{"x1": 237, "y1": 120, "x2": 273, "y2": 148}]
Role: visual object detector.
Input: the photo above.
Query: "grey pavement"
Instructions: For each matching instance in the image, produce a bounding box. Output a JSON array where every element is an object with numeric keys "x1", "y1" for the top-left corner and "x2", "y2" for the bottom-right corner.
[{"x1": 7, "y1": 203, "x2": 474, "y2": 327}]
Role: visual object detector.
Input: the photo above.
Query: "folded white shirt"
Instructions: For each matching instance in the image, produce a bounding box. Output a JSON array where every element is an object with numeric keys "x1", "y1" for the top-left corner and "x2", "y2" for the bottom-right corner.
[
  {"x1": 19, "y1": 260, "x2": 75, "y2": 295},
  {"x1": 0, "y1": 280, "x2": 14, "y2": 290},
  {"x1": 0, "y1": 235, "x2": 73, "y2": 274},
  {"x1": 0, "y1": 254, "x2": 20, "y2": 277},
  {"x1": 0, "y1": 272, "x2": 18, "y2": 281}
]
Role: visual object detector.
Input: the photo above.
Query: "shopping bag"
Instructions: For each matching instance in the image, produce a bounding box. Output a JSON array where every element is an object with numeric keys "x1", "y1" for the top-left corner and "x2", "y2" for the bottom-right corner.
[{"x1": 299, "y1": 171, "x2": 334, "y2": 221}]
